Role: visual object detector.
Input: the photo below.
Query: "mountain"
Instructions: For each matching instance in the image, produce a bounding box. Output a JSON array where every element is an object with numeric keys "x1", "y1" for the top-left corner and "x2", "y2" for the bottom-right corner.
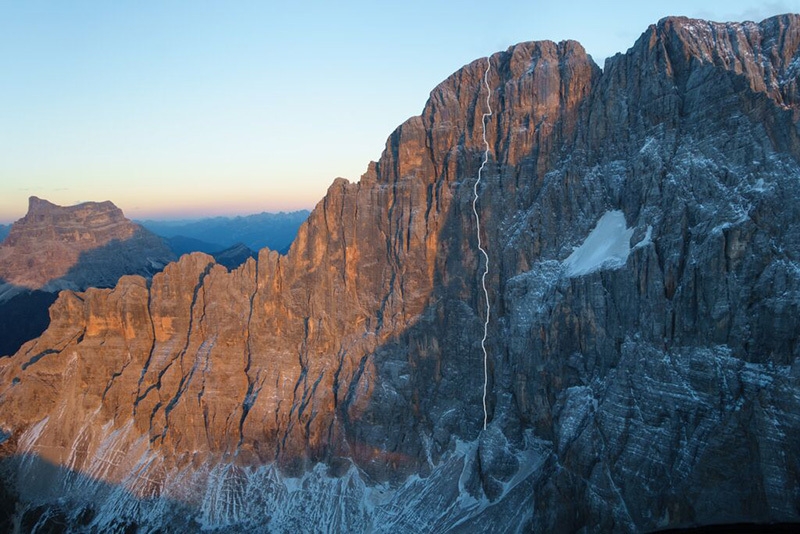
[
  {"x1": 138, "y1": 210, "x2": 310, "y2": 255},
  {"x1": 210, "y1": 242, "x2": 257, "y2": 270},
  {"x1": 0, "y1": 196, "x2": 175, "y2": 296},
  {"x1": 0, "y1": 197, "x2": 175, "y2": 356},
  {"x1": 2, "y1": 15, "x2": 800, "y2": 533},
  {"x1": 162, "y1": 237, "x2": 257, "y2": 269},
  {"x1": 0, "y1": 225, "x2": 10, "y2": 243},
  {"x1": 164, "y1": 235, "x2": 226, "y2": 257}
]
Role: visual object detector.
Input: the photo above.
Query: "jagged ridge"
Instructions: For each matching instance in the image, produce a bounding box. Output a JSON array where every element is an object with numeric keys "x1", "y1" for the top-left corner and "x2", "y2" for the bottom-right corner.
[{"x1": 1, "y1": 15, "x2": 800, "y2": 533}]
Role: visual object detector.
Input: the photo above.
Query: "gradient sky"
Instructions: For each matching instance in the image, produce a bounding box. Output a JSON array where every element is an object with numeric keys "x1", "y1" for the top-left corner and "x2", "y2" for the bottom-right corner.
[{"x1": 1, "y1": 1, "x2": 798, "y2": 223}]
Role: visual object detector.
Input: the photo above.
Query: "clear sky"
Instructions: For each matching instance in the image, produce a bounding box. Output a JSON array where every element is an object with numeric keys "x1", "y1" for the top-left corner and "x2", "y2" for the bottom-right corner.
[{"x1": 1, "y1": 1, "x2": 797, "y2": 223}]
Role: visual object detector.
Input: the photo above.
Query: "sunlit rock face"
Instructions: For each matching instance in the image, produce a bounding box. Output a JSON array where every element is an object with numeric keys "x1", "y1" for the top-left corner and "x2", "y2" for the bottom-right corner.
[
  {"x1": 0, "y1": 196, "x2": 174, "y2": 295},
  {"x1": 2, "y1": 15, "x2": 800, "y2": 533}
]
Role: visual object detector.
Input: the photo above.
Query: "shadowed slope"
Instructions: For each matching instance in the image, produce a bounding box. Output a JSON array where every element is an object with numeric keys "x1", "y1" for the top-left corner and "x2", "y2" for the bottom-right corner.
[{"x1": 1, "y1": 15, "x2": 800, "y2": 533}]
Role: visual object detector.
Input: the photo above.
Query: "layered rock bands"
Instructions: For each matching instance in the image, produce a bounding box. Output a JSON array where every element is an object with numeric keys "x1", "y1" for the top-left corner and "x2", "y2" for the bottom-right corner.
[{"x1": 2, "y1": 15, "x2": 800, "y2": 533}]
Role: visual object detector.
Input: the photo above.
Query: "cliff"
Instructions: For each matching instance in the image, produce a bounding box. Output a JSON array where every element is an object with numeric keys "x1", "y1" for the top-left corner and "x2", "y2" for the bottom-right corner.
[
  {"x1": 0, "y1": 197, "x2": 176, "y2": 356},
  {"x1": 0, "y1": 196, "x2": 174, "y2": 296},
  {"x1": 1, "y1": 15, "x2": 799, "y2": 533}
]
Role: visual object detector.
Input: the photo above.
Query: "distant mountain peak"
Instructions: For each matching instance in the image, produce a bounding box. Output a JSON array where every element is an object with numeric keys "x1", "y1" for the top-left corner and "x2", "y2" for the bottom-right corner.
[
  {"x1": 0, "y1": 197, "x2": 174, "y2": 293},
  {"x1": 139, "y1": 209, "x2": 310, "y2": 255},
  {"x1": 25, "y1": 195, "x2": 118, "y2": 217},
  {"x1": 26, "y1": 196, "x2": 57, "y2": 212}
]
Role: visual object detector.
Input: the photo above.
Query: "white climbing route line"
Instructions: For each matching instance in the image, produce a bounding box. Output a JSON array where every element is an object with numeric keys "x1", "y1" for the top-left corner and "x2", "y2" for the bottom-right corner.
[{"x1": 473, "y1": 57, "x2": 492, "y2": 431}]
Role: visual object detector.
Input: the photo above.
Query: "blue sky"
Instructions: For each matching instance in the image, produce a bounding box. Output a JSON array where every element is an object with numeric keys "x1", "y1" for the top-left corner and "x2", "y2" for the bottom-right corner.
[{"x1": 1, "y1": 1, "x2": 798, "y2": 222}]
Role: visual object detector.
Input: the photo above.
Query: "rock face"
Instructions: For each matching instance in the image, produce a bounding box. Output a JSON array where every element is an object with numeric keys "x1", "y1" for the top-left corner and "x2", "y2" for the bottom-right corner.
[
  {"x1": 0, "y1": 196, "x2": 174, "y2": 295},
  {"x1": 0, "y1": 197, "x2": 175, "y2": 356},
  {"x1": 1, "y1": 15, "x2": 800, "y2": 533}
]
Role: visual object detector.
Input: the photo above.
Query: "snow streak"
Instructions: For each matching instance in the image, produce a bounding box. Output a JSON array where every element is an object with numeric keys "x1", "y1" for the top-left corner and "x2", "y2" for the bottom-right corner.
[{"x1": 473, "y1": 57, "x2": 493, "y2": 431}]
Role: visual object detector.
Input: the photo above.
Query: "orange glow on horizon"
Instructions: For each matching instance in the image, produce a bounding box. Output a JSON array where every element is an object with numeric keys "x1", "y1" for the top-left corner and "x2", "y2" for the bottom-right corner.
[
  {"x1": 122, "y1": 198, "x2": 316, "y2": 221},
  {"x1": 0, "y1": 190, "x2": 322, "y2": 225}
]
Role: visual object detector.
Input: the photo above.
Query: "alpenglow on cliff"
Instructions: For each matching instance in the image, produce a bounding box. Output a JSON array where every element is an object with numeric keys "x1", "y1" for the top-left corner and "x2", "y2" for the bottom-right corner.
[{"x1": 2, "y1": 15, "x2": 800, "y2": 533}]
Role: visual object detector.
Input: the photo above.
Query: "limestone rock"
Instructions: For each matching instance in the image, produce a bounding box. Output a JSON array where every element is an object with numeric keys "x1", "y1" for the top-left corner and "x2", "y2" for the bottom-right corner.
[
  {"x1": 0, "y1": 197, "x2": 175, "y2": 356},
  {"x1": 1, "y1": 15, "x2": 800, "y2": 533},
  {"x1": 0, "y1": 196, "x2": 174, "y2": 295}
]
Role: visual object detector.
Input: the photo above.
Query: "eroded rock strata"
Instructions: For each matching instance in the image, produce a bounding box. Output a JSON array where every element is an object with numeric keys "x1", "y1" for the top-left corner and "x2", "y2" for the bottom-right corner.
[
  {"x1": 0, "y1": 196, "x2": 174, "y2": 295},
  {"x1": 1, "y1": 15, "x2": 800, "y2": 533}
]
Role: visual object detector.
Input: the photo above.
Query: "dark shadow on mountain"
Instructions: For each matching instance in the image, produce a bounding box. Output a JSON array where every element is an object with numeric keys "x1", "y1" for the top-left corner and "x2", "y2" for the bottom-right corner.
[
  {"x1": 0, "y1": 285, "x2": 57, "y2": 357},
  {"x1": 325, "y1": 37, "x2": 800, "y2": 528},
  {"x1": 49, "y1": 229, "x2": 175, "y2": 291},
  {"x1": 211, "y1": 243, "x2": 257, "y2": 270},
  {"x1": 165, "y1": 237, "x2": 256, "y2": 270},
  {"x1": 334, "y1": 236, "x2": 492, "y2": 481},
  {"x1": 138, "y1": 210, "x2": 310, "y2": 255},
  {"x1": 165, "y1": 235, "x2": 225, "y2": 256},
  {"x1": 653, "y1": 524, "x2": 800, "y2": 533},
  {"x1": 0, "y1": 229, "x2": 174, "y2": 358},
  {"x1": 0, "y1": 453, "x2": 202, "y2": 533}
]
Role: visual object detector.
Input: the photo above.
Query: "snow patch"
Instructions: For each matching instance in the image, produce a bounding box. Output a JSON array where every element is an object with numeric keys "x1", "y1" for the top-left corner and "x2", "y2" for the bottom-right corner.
[{"x1": 563, "y1": 210, "x2": 635, "y2": 277}]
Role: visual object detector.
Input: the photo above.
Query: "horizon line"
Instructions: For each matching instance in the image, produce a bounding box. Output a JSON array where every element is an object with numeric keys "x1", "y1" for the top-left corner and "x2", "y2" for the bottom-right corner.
[{"x1": 0, "y1": 203, "x2": 315, "y2": 226}]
